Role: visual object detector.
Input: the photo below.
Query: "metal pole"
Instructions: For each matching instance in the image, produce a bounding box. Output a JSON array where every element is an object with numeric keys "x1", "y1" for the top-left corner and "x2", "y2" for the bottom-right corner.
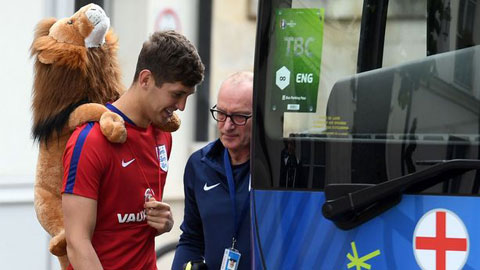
[
  {"x1": 356, "y1": 0, "x2": 389, "y2": 73},
  {"x1": 195, "y1": 0, "x2": 212, "y2": 141}
]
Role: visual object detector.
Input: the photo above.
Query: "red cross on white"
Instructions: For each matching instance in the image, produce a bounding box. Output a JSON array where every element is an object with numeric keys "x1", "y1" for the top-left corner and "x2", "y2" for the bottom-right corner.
[{"x1": 413, "y1": 209, "x2": 469, "y2": 270}]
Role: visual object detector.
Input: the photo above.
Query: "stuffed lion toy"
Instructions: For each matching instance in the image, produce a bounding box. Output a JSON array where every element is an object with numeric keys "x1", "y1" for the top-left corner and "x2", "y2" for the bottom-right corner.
[{"x1": 31, "y1": 4, "x2": 180, "y2": 269}]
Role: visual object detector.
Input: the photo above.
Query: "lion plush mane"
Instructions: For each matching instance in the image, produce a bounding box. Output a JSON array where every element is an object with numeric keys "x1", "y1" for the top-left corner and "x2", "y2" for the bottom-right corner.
[
  {"x1": 30, "y1": 4, "x2": 179, "y2": 269},
  {"x1": 31, "y1": 18, "x2": 124, "y2": 144}
]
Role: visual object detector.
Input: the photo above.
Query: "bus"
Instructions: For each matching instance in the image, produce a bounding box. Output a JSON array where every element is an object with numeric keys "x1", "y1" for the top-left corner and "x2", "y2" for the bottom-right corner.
[{"x1": 251, "y1": 0, "x2": 480, "y2": 269}]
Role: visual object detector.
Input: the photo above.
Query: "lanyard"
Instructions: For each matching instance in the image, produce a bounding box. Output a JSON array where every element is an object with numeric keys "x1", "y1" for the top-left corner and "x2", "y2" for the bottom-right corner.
[
  {"x1": 106, "y1": 103, "x2": 162, "y2": 200},
  {"x1": 223, "y1": 149, "x2": 249, "y2": 248},
  {"x1": 125, "y1": 127, "x2": 162, "y2": 201}
]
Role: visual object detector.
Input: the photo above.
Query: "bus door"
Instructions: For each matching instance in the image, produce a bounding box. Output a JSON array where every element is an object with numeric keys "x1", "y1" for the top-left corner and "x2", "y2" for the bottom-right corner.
[{"x1": 251, "y1": 0, "x2": 480, "y2": 269}]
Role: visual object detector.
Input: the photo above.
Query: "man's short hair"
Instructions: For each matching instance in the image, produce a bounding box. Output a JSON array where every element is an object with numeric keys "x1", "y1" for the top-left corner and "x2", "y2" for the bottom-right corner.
[
  {"x1": 223, "y1": 71, "x2": 253, "y2": 87},
  {"x1": 133, "y1": 30, "x2": 205, "y2": 87}
]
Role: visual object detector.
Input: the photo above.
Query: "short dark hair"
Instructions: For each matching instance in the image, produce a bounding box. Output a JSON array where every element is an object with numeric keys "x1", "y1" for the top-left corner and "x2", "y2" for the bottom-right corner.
[{"x1": 133, "y1": 30, "x2": 205, "y2": 87}]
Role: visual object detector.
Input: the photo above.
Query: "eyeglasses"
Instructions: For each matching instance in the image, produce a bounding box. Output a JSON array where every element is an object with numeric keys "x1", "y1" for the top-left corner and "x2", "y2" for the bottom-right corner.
[{"x1": 209, "y1": 105, "x2": 252, "y2": 126}]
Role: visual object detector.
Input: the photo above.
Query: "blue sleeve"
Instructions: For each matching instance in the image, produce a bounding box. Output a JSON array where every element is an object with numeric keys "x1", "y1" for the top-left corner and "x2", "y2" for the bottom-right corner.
[{"x1": 172, "y1": 156, "x2": 205, "y2": 270}]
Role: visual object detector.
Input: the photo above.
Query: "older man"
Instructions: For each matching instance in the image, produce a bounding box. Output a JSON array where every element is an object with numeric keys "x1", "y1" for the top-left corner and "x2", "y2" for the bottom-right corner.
[{"x1": 172, "y1": 71, "x2": 253, "y2": 270}]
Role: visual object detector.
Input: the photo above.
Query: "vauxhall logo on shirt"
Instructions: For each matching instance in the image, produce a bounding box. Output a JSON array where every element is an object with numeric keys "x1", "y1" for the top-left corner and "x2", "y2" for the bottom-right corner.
[
  {"x1": 117, "y1": 209, "x2": 146, "y2": 224},
  {"x1": 116, "y1": 188, "x2": 155, "y2": 224}
]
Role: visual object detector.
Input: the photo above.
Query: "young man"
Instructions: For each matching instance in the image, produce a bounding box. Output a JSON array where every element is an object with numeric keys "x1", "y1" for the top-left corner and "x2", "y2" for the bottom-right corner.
[
  {"x1": 172, "y1": 71, "x2": 253, "y2": 270},
  {"x1": 62, "y1": 31, "x2": 204, "y2": 270}
]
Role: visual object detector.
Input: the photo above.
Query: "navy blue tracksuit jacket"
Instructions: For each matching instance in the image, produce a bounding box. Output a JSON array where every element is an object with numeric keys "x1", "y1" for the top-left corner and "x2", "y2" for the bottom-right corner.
[{"x1": 172, "y1": 139, "x2": 251, "y2": 270}]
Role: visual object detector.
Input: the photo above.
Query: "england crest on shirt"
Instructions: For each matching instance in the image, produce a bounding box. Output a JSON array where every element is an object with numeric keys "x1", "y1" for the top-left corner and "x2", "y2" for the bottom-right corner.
[{"x1": 156, "y1": 145, "x2": 168, "y2": 172}]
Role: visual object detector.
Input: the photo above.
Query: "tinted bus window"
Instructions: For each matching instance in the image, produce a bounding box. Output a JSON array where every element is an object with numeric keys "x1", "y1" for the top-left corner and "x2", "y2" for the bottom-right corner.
[
  {"x1": 251, "y1": 1, "x2": 480, "y2": 269},
  {"x1": 252, "y1": 0, "x2": 480, "y2": 195}
]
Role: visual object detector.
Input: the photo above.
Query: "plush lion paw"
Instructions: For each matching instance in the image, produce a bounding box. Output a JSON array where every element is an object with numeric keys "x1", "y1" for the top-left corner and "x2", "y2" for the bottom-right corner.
[
  {"x1": 49, "y1": 230, "x2": 67, "y2": 256},
  {"x1": 158, "y1": 112, "x2": 181, "y2": 132},
  {"x1": 100, "y1": 111, "x2": 127, "y2": 143}
]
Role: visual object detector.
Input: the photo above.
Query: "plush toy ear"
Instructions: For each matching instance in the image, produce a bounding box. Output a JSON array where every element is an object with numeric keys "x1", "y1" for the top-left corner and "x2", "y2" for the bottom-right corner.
[
  {"x1": 30, "y1": 18, "x2": 56, "y2": 58},
  {"x1": 104, "y1": 29, "x2": 119, "y2": 52},
  {"x1": 34, "y1": 18, "x2": 57, "y2": 41},
  {"x1": 32, "y1": 17, "x2": 87, "y2": 68},
  {"x1": 38, "y1": 49, "x2": 56, "y2": 64},
  {"x1": 33, "y1": 35, "x2": 88, "y2": 72},
  {"x1": 32, "y1": 35, "x2": 59, "y2": 64}
]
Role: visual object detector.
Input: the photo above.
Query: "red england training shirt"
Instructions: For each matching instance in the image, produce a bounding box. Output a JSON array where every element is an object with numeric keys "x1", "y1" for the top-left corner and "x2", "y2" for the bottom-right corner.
[{"x1": 62, "y1": 105, "x2": 171, "y2": 270}]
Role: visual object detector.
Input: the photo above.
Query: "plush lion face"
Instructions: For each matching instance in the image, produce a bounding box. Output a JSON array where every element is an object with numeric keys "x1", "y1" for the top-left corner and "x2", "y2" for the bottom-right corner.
[{"x1": 31, "y1": 4, "x2": 124, "y2": 143}]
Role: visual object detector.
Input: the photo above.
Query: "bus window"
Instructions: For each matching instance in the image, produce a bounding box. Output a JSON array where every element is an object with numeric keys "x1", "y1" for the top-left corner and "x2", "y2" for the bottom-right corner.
[
  {"x1": 252, "y1": 0, "x2": 480, "y2": 269},
  {"x1": 252, "y1": 0, "x2": 480, "y2": 193}
]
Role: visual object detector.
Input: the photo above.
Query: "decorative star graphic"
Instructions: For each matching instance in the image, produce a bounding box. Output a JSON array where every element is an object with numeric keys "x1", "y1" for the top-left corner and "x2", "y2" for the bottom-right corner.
[{"x1": 347, "y1": 241, "x2": 381, "y2": 270}]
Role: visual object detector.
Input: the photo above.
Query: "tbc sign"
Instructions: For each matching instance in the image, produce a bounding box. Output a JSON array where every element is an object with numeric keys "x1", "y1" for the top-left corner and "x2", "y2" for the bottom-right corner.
[{"x1": 413, "y1": 209, "x2": 469, "y2": 270}]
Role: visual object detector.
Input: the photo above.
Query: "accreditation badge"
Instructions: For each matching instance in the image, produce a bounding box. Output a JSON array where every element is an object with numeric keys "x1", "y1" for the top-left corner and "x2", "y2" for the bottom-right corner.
[
  {"x1": 220, "y1": 248, "x2": 241, "y2": 270},
  {"x1": 156, "y1": 145, "x2": 168, "y2": 172}
]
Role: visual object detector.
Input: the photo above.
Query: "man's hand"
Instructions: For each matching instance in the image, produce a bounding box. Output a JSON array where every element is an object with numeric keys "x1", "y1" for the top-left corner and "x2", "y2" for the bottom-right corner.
[{"x1": 144, "y1": 198, "x2": 174, "y2": 235}]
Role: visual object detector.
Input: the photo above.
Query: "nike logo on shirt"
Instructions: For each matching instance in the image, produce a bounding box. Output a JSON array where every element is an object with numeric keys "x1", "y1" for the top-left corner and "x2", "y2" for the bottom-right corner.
[
  {"x1": 203, "y1": 183, "x2": 220, "y2": 191},
  {"x1": 122, "y1": 158, "x2": 135, "y2": 167}
]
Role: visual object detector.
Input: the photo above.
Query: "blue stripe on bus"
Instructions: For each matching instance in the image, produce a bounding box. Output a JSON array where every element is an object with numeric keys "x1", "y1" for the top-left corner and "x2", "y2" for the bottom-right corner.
[
  {"x1": 64, "y1": 122, "x2": 94, "y2": 193},
  {"x1": 252, "y1": 190, "x2": 480, "y2": 269}
]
